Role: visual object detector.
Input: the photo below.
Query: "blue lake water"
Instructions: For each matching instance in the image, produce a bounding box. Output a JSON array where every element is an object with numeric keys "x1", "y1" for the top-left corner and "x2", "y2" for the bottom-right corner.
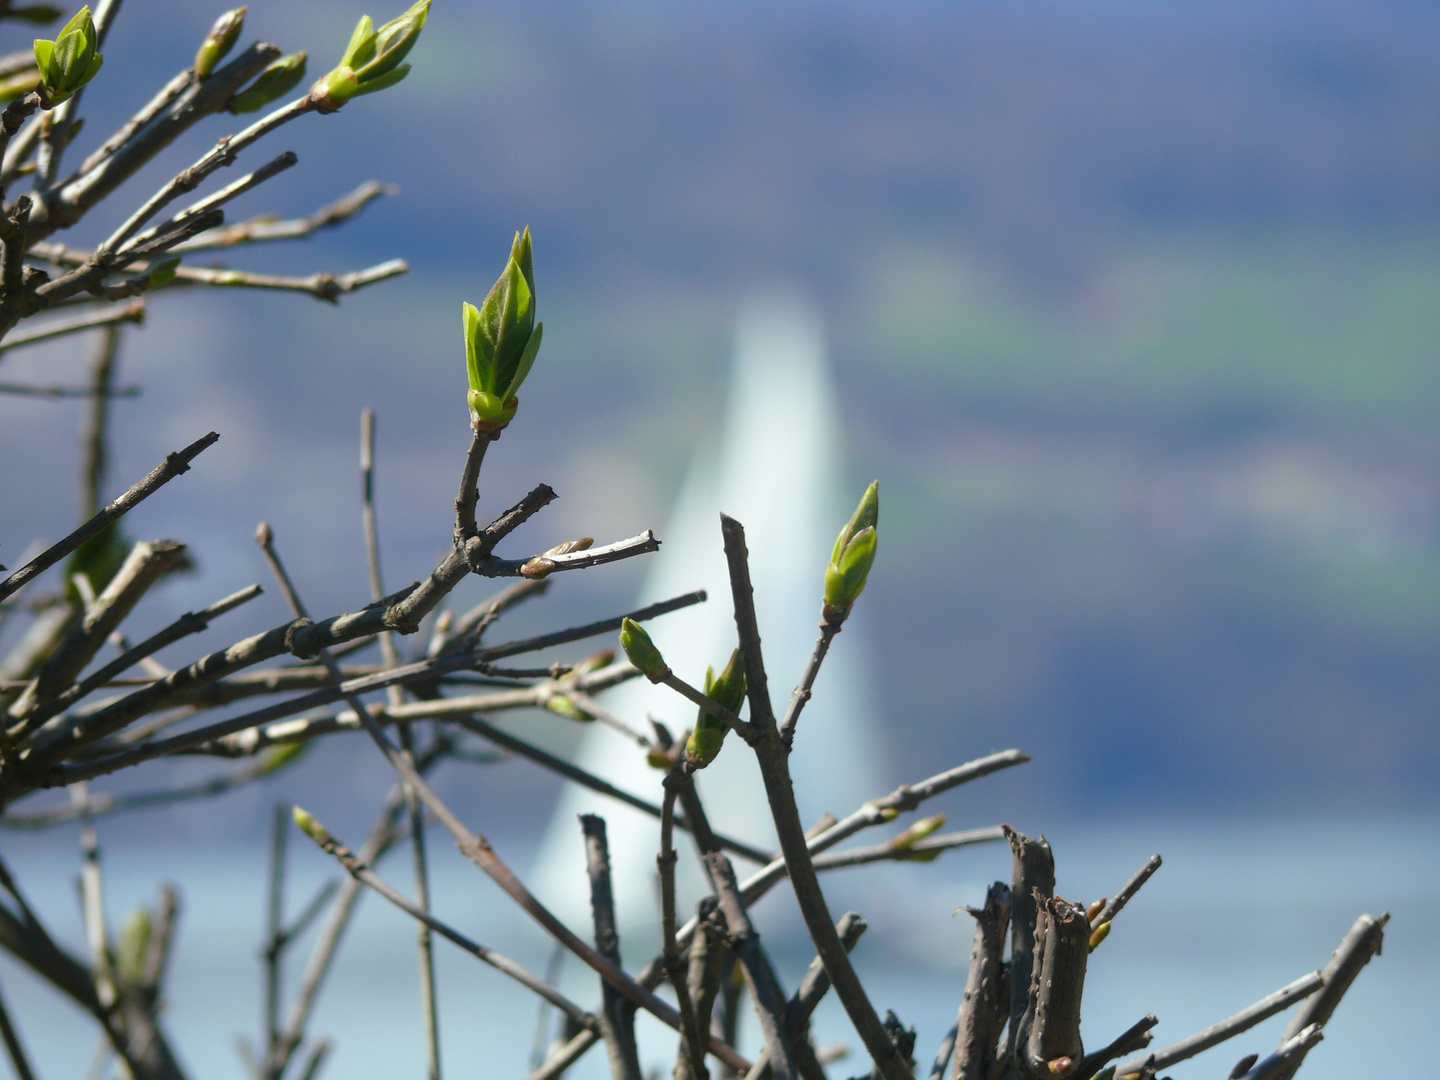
[{"x1": 2, "y1": 812, "x2": 1433, "y2": 1080}]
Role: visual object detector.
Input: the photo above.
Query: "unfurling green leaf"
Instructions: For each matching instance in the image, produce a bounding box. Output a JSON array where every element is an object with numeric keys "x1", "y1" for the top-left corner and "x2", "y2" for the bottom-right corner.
[
  {"x1": 195, "y1": 7, "x2": 246, "y2": 79},
  {"x1": 228, "y1": 51, "x2": 306, "y2": 114},
  {"x1": 822, "y1": 480, "x2": 878, "y2": 622},
  {"x1": 685, "y1": 649, "x2": 746, "y2": 768},
  {"x1": 116, "y1": 906, "x2": 151, "y2": 986},
  {"x1": 32, "y1": 4, "x2": 102, "y2": 105},
  {"x1": 619, "y1": 617, "x2": 668, "y2": 683},
  {"x1": 312, "y1": 0, "x2": 429, "y2": 111},
  {"x1": 463, "y1": 228, "x2": 542, "y2": 432}
]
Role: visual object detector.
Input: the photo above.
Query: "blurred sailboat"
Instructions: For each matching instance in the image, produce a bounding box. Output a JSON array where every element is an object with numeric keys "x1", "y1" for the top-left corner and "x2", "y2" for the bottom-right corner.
[{"x1": 531, "y1": 292, "x2": 885, "y2": 937}]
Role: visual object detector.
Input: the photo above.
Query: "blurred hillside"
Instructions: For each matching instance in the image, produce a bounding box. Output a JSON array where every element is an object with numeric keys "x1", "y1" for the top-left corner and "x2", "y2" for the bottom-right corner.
[{"x1": 1, "y1": 0, "x2": 1438, "y2": 831}]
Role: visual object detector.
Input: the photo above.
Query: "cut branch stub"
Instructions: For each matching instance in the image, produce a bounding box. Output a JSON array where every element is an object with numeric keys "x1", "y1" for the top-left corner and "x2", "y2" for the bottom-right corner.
[
  {"x1": 953, "y1": 881, "x2": 1010, "y2": 1080},
  {"x1": 1004, "y1": 825, "x2": 1055, "y2": 1063},
  {"x1": 1019, "y1": 896, "x2": 1088, "y2": 1080}
]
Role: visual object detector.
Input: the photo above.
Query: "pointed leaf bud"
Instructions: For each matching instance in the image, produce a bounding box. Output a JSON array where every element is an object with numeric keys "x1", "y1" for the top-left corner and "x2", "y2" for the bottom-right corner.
[
  {"x1": 1088, "y1": 920, "x2": 1111, "y2": 951},
  {"x1": 1086, "y1": 897, "x2": 1107, "y2": 923},
  {"x1": 544, "y1": 694, "x2": 590, "y2": 721},
  {"x1": 228, "y1": 51, "x2": 306, "y2": 113},
  {"x1": 520, "y1": 536, "x2": 591, "y2": 579},
  {"x1": 823, "y1": 481, "x2": 878, "y2": 622},
  {"x1": 260, "y1": 741, "x2": 308, "y2": 774},
  {"x1": 145, "y1": 256, "x2": 180, "y2": 289},
  {"x1": 890, "y1": 813, "x2": 946, "y2": 850},
  {"x1": 685, "y1": 649, "x2": 746, "y2": 767},
  {"x1": 195, "y1": 7, "x2": 246, "y2": 79},
  {"x1": 463, "y1": 228, "x2": 541, "y2": 431},
  {"x1": 619, "y1": 618, "x2": 668, "y2": 683},
  {"x1": 569, "y1": 649, "x2": 615, "y2": 677},
  {"x1": 312, "y1": 0, "x2": 429, "y2": 111},
  {"x1": 32, "y1": 4, "x2": 102, "y2": 106},
  {"x1": 292, "y1": 805, "x2": 325, "y2": 841}
]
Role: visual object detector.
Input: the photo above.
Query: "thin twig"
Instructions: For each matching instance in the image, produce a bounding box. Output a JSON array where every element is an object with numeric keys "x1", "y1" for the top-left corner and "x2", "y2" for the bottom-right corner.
[
  {"x1": 296, "y1": 811, "x2": 599, "y2": 1032},
  {"x1": 808, "y1": 827, "x2": 1005, "y2": 872},
  {"x1": 1075, "y1": 1015, "x2": 1156, "y2": 1080},
  {"x1": 39, "y1": 591, "x2": 708, "y2": 788},
  {"x1": 1090, "y1": 854, "x2": 1162, "y2": 932},
  {"x1": 659, "y1": 782, "x2": 709, "y2": 1077},
  {"x1": 778, "y1": 620, "x2": 840, "y2": 747},
  {"x1": 0, "y1": 432, "x2": 217, "y2": 603},
  {"x1": 543, "y1": 751, "x2": 1030, "y2": 1077},
  {"x1": 172, "y1": 180, "x2": 395, "y2": 252},
  {"x1": 1113, "y1": 972, "x2": 1323, "y2": 1076},
  {"x1": 0, "y1": 300, "x2": 145, "y2": 357},
  {"x1": 263, "y1": 804, "x2": 288, "y2": 1060},
  {"x1": 582, "y1": 815, "x2": 640, "y2": 1080},
  {"x1": 718, "y1": 514, "x2": 907, "y2": 1080},
  {"x1": 0, "y1": 970, "x2": 37, "y2": 1080}
]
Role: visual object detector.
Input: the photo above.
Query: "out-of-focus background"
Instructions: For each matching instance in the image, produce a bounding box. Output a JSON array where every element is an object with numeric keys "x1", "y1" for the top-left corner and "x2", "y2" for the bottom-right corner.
[{"x1": 1, "y1": 2, "x2": 1437, "y2": 1078}]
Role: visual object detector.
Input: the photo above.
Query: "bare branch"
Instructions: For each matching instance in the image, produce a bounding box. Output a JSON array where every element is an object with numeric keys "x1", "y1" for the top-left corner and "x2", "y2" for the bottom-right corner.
[
  {"x1": 719, "y1": 513, "x2": 908, "y2": 1080},
  {"x1": 173, "y1": 181, "x2": 395, "y2": 253},
  {"x1": 0, "y1": 299, "x2": 145, "y2": 357},
  {"x1": 1089, "y1": 854, "x2": 1162, "y2": 940},
  {"x1": 0, "y1": 432, "x2": 217, "y2": 603},
  {"x1": 296, "y1": 810, "x2": 599, "y2": 1032},
  {"x1": 1113, "y1": 973, "x2": 1322, "y2": 1076}
]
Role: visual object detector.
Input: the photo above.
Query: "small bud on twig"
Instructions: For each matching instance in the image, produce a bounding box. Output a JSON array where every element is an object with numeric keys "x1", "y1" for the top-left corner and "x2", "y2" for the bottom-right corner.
[
  {"x1": 311, "y1": 0, "x2": 429, "y2": 111},
  {"x1": 520, "y1": 537, "x2": 592, "y2": 579},
  {"x1": 195, "y1": 7, "x2": 246, "y2": 79},
  {"x1": 33, "y1": 5, "x2": 103, "y2": 106},
  {"x1": 1086, "y1": 897, "x2": 1107, "y2": 923},
  {"x1": 463, "y1": 228, "x2": 542, "y2": 432},
  {"x1": 823, "y1": 480, "x2": 878, "y2": 623},
  {"x1": 619, "y1": 617, "x2": 668, "y2": 682},
  {"x1": 1089, "y1": 920, "x2": 1112, "y2": 951}
]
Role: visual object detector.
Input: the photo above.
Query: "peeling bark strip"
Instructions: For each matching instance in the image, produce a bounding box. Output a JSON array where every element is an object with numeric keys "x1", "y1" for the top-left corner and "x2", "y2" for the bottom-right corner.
[{"x1": 953, "y1": 882, "x2": 1010, "y2": 1080}]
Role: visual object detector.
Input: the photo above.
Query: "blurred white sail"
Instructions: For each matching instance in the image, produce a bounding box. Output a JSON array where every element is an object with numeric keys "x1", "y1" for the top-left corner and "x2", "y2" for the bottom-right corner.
[{"x1": 530, "y1": 292, "x2": 885, "y2": 938}]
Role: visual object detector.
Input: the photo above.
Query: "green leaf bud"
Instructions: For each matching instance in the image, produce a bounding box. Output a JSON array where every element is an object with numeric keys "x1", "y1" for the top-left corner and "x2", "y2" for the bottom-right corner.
[
  {"x1": 260, "y1": 740, "x2": 309, "y2": 774},
  {"x1": 823, "y1": 481, "x2": 878, "y2": 622},
  {"x1": 1088, "y1": 920, "x2": 1111, "y2": 951},
  {"x1": 619, "y1": 617, "x2": 668, "y2": 683},
  {"x1": 145, "y1": 256, "x2": 181, "y2": 289},
  {"x1": 685, "y1": 649, "x2": 746, "y2": 768},
  {"x1": 195, "y1": 7, "x2": 246, "y2": 79},
  {"x1": 570, "y1": 649, "x2": 615, "y2": 676},
  {"x1": 1085, "y1": 897, "x2": 1107, "y2": 923},
  {"x1": 292, "y1": 805, "x2": 325, "y2": 841},
  {"x1": 116, "y1": 906, "x2": 151, "y2": 986},
  {"x1": 32, "y1": 4, "x2": 103, "y2": 106},
  {"x1": 544, "y1": 694, "x2": 590, "y2": 721},
  {"x1": 463, "y1": 228, "x2": 542, "y2": 432},
  {"x1": 228, "y1": 51, "x2": 306, "y2": 114},
  {"x1": 890, "y1": 812, "x2": 945, "y2": 850},
  {"x1": 312, "y1": 0, "x2": 428, "y2": 111}
]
